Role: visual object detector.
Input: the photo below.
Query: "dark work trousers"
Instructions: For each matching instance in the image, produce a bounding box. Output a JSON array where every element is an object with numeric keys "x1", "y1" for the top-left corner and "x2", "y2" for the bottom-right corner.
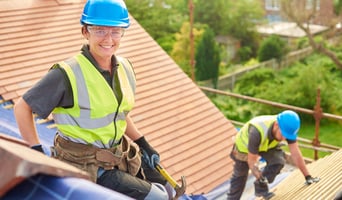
[
  {"x1": 97, "y1": 159, "x2": 167, "y2": 200},
  {"x1": 227, "y1": 146, "x2": 285, "y2": 200}
]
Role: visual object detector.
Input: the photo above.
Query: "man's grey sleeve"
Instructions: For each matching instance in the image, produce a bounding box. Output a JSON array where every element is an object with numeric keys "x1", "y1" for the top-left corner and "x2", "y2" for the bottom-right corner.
[{"x1": 247, "y1": 125, "x2": 261, "y2": 154}]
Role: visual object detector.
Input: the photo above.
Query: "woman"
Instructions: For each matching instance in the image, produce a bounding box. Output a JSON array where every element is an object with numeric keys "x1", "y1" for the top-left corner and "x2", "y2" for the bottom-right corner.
[{"x1": 14, "y1": 0, "x2": 173, "y2": 199}]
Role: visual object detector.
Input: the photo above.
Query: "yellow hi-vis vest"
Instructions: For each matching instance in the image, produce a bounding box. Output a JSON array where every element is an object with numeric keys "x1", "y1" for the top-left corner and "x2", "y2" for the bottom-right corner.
[
  {"x1": 235, "y1": 115, "x2": 279, "y2": 153},
  {"x1": 52, "y1": 54, "x2": 136, "y2": 148}
]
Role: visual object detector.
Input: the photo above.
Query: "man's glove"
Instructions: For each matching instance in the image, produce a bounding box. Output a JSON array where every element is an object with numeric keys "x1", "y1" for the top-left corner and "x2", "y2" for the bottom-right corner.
[
  {"x1": 258, "y1": 176, "x2": 269, "y2": 184},
  {"x1": 134, "y1": 136, "x2": 160, "y2": 169},
  {"x1": 305, "y1": 175, "x2": 320, "y2": 185},
  {"x1": 31, "y1": 144, "x2": 45, "y2": 154}
]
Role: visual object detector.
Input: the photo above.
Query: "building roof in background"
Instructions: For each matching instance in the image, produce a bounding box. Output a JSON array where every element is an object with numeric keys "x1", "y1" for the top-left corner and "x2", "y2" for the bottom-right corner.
[
  {"x1": 257, "y1": 22, "x2": 329, "y2": 38},
  {"x1": 0, "y1": 0, "x2": 236, "y2": 195}
]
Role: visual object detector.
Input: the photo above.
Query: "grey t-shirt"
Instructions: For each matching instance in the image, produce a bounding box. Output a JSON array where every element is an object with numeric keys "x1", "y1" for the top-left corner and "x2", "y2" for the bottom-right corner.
[{"x1": 23, "y1": 45, "x2": 118, "y2": 119}]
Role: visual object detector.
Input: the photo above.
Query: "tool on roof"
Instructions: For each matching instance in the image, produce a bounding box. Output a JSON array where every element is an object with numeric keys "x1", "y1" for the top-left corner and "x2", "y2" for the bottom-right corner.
[
  {"x1": 155, "y1": 163, "x2": 186, "y2": 200},
  {"x1": 137, "y1": 140, "x2": 186, "y2": 199}
]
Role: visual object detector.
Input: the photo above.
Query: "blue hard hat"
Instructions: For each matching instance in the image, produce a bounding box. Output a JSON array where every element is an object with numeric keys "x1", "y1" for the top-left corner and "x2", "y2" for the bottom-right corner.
[
  {"x1": 80, "y1": 0, "x2": 130, "y2": 28},
  {"x1": 277, "y1": 110, "x2": 300, "y2": 140}
]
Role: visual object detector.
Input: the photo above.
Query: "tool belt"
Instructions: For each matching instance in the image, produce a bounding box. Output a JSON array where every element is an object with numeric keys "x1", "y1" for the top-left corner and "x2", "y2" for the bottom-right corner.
[
  {"x1": 231, "y1": 145, "x2": 248, "y2": 162},
  {"x1": 51, "y1": 134, "x2": 142, "y2": 182}
]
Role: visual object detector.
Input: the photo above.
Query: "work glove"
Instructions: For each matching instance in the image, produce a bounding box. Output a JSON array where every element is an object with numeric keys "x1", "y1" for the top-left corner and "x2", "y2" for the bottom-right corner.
[
  {"x1": 305, "y1": 175, "x2": 320, "y2": 185},
  {"x1": 258, "y1": 176, "x2": 269, "y2": 184},
  {"x1": 134, "y1": 136, "x2": 160, "y2": 169},
  {"x1": 31, "y1": 144, "x2": 45, "y2": 154}
]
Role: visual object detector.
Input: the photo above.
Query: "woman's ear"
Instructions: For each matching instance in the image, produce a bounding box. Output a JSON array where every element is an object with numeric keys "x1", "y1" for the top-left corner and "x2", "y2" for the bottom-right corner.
[{"x1": 81, "y1": 26, "x2": 88, "y2": 39}]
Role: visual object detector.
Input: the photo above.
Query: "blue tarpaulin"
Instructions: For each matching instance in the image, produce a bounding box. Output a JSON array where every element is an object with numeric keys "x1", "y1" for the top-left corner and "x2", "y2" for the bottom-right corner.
[
  {"x1": 0, "y1": 101, "x2": 55, "y2": 155},
  {"x1": 3, "y1": 174, "x2": 133, "y2": 200}
]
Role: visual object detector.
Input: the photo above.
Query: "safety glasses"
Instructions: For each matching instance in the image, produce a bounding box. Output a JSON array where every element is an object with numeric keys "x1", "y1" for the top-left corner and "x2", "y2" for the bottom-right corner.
[{"x1": 87, "y1": 26, "x2": 124, "y2": 38}]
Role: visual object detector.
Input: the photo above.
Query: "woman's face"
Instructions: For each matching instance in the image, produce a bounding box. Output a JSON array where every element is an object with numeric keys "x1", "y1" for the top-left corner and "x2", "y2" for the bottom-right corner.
[{"x1": 84, "y1": 25, "x2": 124, "y2": 60}]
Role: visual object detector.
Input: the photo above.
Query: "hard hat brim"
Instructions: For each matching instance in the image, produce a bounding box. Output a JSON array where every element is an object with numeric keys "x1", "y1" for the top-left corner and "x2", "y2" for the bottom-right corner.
[
  {"x1": 279, "y1": 127, "x2": 297, "y2": 140},
  {"x1": 81, "y1": 18, "x2": 130, "y2": 28}
]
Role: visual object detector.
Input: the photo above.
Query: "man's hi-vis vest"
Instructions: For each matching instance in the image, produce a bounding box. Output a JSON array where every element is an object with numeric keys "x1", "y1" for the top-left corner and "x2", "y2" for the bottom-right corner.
[
  {"x1": 235, "y1": 115, "x2": 279, "y2": 153},
  {"x1": 52, "y1": 54, "x2": 136, "y2": 148}
]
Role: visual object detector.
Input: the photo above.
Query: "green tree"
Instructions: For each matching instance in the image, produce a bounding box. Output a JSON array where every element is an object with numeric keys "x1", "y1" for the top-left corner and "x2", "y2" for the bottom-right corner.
[
  {"x1": 233, "y1": 53, "x2": 342, "y2": 117},
  {"x1": 194, "y1": 0, "x2": 264, "y2": 58},
  {"x1": 237, "y1": 46, "x2": 253, "y2": 63},
  {"x1": 195, "y1": 26, "x2": 221, "y2": 88},
  {"x1": 193, "y1": 0, "x2": 227, "y2": 33},
  {"x1": 193, "y1": 0, "x2": 264, "y2": 35},
  {"x1": 171, "y1": 21, "x2": 203, "y2": 77},
  {"x1": 258, "y1": 35, "x2": 288, "y2": 62},
  {"x1": 125, "y1": 0, "x2": 186, "y2": 53},
  {"x1": 334, "y1": 0, "x2": 342, "y2": 15}
]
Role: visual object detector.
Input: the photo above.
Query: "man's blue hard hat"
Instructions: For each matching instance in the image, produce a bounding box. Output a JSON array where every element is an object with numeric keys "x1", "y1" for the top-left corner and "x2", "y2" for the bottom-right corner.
[
  {"x1": 80, "y1": 0, "x2": 130, "y2": 28},
  {"x1": 277, "y1": 110, "x2": 300, "y2": 140}
]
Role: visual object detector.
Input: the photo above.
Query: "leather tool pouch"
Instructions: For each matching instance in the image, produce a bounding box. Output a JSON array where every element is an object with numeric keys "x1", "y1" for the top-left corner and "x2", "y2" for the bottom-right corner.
[
  {"x1": 116, "y1": 135, "x2": 142, "y2": 177},
  {"x1": 126, "y1": 142, "x2": 141, "y2": 176},
  {"x1": 51, "y1": 134, "x2": 142, "y2": 182},
  {"x1": 231, "y1": 145, "x2": 248, "y2": 162}
]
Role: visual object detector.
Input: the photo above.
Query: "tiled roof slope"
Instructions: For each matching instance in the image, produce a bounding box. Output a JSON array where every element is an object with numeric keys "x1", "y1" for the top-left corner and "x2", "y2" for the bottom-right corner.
[
  {"x1": 268, "y1": 149, "x2": 342, "y2": 200},
  {"x1": 0, "y1": 0, "x2": 237, "y2": 194}
]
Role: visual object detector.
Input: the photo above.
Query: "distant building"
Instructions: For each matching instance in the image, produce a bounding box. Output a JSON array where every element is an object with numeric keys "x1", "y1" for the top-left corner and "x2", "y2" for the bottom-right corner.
[
  {"x1": 256, "y1": 22, "x2": 329, "y2": 47},
  {"x1": 215, "y1": 35, "x2": 240, "y2": 63},
  {"x1": 259, "y1": 0, "x2": 335, "y2": 26},
  {"x1": 257, "y1": 0, "x2": 333, "y2": 47}
]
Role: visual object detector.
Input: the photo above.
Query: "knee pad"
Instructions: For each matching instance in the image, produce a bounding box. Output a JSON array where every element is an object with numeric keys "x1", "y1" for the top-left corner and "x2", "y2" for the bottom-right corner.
[
  {"x1": 164, "y1": 182, "x2": 175, "y2": 200},
  {"x1": 263, "y1": 163, "x2": 284, "y2": 183},
  {"x1": 144, "y1": 182, "x2": 169, "y2": 200},
  {"x1": 271, "y1": 163, "x2": 284, "y2": 174}
]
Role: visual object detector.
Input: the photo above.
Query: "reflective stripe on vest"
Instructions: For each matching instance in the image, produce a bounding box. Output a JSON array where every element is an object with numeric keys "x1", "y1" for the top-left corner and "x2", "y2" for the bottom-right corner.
[
  {"x1": 235, "y1": 115, "x2": 279, "y2": 153},
  {"x1": 52, "y1": 54, "x2": 136, "y2": 148}
]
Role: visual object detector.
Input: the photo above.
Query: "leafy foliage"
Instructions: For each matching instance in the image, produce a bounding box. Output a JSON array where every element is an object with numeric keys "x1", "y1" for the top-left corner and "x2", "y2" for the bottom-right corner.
[
  {"x1": 193, "y1": 0, "x2": 263, "y2": 60},
  {"x1": 170, "y1": 22, "x2": 204, "y2": 77},
  {"x1": 237, "y1": 46, "x2": 253, "y2": 63},
  {"x1": 125, "y1": 0, "x2": 186, "y2": 53},
  {"x1": 258, "y1": 35, "x2": 288, "y2": 62},
  {"x1": 333, "y1": 0, "x2": 342, "y2": 15},
  {"x1": 210, "y1": 94, "x2": 257, "y2": 122},
  {"x1": 234, "y1": 68, "x2": 277, "y2": 97},
  {"x1": 126, "y1": 0, "x2": 265, "y2": 67},
  {"x1": 193, "y1": 0, "x2": 264, "y2": 36},
  {"x1": 213, "y1": 52, "x2": 342, "y2": 122},
  {"x1": 296, "y1": 37, "x2": 310, "y2": 50},
  {"x1": 195, "y1": 26, "x2": 221, "y2": 87}
]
